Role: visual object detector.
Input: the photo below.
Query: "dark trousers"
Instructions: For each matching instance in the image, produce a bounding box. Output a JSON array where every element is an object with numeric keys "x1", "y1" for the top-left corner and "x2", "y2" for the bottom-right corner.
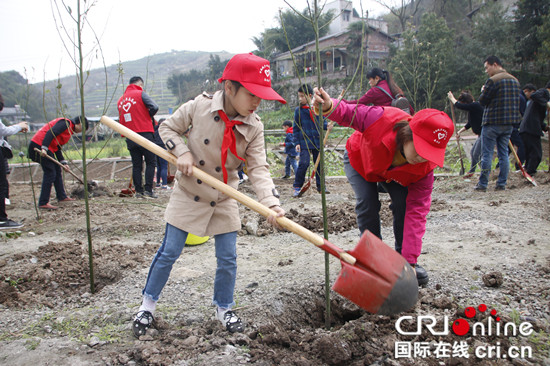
[
  {"x1": 28, "y1": 142, "x2": 68, "y2": 206},
  {"x1": 126, "y1": 134, "x2": 157, "y2": 193},
  {"x1": 344, "y1": 152, "x2": 407, "y2": 254},
  {"x1": 156, "y1": 156, "x2": 168, "y2": 186},
  {"x1": 293, "y1": 148, "x2": 321, "y2": 190},
  {"x1": 509, "y1": 128, "x2": 525, "y2": 167},
  {"x1": 0, "y1": 149, "x2": 7, "y2": 220},
  {"x1": 520, "y1": 132, "x2": 543, "y2": 175}
]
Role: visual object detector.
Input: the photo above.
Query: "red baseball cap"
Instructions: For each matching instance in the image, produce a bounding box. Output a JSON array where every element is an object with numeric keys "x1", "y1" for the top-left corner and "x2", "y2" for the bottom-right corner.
[
  {"x1": 218, "y1": 53, "x2": 286, "y2": 104},
  {"x1": 409, "y1": 109, "x2": 454, "y2": 167}
]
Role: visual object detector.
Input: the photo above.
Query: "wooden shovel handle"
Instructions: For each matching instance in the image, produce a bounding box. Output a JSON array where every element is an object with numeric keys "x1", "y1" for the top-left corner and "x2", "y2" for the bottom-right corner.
[
  {"x1": 508, "y1": 140, "x2": 537, "y2": 186},
  {"x1": 34, "y1": 147, "x2": 85, "y2": 184},
  {"x1": 100, "y1": 116, "x2": 355, "y2": 265}
]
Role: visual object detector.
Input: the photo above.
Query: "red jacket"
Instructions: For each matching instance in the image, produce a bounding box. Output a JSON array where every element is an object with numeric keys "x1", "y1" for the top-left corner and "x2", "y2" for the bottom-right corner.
[
  {"x1": 117, "y1": 84, "x2": 155, "y2": 133},
  {"x1": 31, "y1": 118, "x2": 75, "y2": 153},
  {"x1": 346, "y1": 108, "x2": 436, "y2": 186}
]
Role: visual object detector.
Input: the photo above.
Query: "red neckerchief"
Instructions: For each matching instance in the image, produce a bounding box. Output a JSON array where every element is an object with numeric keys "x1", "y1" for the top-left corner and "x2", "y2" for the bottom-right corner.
[
  {"x1": 301, "y1": 105, "x2": 316, "y2": 123},
  {"x1": 217, "y1": 110, "x2": 245, "y2": 183}
]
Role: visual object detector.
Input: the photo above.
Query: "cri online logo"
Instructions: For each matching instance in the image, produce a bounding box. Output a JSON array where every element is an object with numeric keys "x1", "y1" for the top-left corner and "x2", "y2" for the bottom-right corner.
[
  {"x1": 396, "y1": 303, "x2": 533, "y2": 337},
  {"x1": 452, "y1": 304, "x2": 498, "y2": 335}
]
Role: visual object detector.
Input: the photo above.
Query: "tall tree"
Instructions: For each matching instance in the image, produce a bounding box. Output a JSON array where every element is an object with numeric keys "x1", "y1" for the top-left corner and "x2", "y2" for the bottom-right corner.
[
  {"x1": 374, "y1": 0, "x2": 424, "y2": 32},
  {"x1": 253, "y1": 8, "x2": 333, "y2": 57},
  {"x1": 389, "y1": 13, "x2": 453, "y2": 109},
  {"x1": 536, "y1": 14, "x2": 550, "y2": 66},
  {"x1": 0, "y1": 71, "x2": 43, "y2": 121},
  {"x1": 515, "y1": 0, "x2": 550, "y2": 64}
]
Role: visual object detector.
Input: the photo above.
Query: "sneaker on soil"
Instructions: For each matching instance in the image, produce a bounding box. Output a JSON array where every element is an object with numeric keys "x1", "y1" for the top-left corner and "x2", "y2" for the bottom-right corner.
[
  {"x1": 216, "y1": 308, "x2": 244, "y2": 333},
  {"x1": 144, "y1": 191, "x2": 158, "y2": 199},
  {"x1": 293, "y1": 187, "x2": 301, "y2": 197},
  {"x1": 0, "y1": 219, "x2": 23, "y2": 230},
  {"x1": 474, "y1": 184, "x2": 487, "y2": 192},
  {"x1": 161, "y1": 185, "x2": 172, "y2": 190},
  {"x1": 133, "y1": 310, "x2": 155, "y2": 338}
]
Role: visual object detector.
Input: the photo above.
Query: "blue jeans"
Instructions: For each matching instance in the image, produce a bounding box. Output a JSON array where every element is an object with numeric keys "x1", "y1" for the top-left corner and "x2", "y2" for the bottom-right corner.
[
  {"x1": 294, "y1": 149, "x2": 321, "y2": 190},
  {"x1": 156, "y1": 156, "x2": 168, "y2": 186},
  {"x1": 469, "y1": 136, "x2": 482, "y2": 173},
  {"x1": 343, "y1": 152, "x2": 407, "y2": 254},
  {"x1": 478, "y1": 124, "x2": 513, "y2": 188},
  {"x1": 285, "y1": 155, "x2": 298, "y2": 176},
  {"x1": 142, "y1": 224, "x2": 238, "y2": 309}
]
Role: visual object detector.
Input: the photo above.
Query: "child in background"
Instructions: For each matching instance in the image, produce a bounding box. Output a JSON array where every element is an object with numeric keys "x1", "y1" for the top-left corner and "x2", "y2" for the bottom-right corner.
[
  {"x1": 153, "y1": 118, "x2": 170, "y2": 189},
  {"x1": 280, "y1": 120, "x2": 297, "y2": 178},
  {"x1": 133, "y1": 53, "x2": 286, "y2": 337},
  {"x1": 293, "y1": 84, "x2": 328, "y2": 196}
]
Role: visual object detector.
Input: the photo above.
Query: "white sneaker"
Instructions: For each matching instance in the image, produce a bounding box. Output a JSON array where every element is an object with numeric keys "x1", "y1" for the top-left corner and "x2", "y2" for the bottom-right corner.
[
  {"x1": 216, "y1": 308, "x2": 244, "y2": 333},
  {"x1": 5, "y1": 198, "x2": 10, "y2": 205}
]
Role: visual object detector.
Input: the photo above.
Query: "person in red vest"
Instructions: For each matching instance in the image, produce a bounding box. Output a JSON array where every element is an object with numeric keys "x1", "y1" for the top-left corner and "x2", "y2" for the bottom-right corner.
[
  {"x1": 312, "y1": 87, "x2": 454, "y2": 287},
  {"x1": 28, "y1": 116, "x2": 87, "y2": 210},
  {"x1": 117, "y1": 76, "x2": 159, "y2": 198}
]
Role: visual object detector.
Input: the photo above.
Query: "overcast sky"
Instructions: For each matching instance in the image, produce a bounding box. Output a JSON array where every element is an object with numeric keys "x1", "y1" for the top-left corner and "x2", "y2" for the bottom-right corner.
[{"x1": 0, "y1": 0, "x2": 385, "y2": 83}]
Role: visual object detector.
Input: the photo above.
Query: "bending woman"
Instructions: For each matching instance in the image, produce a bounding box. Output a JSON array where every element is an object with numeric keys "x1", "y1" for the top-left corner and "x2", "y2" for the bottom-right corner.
[{"x1": 313, "y1": 87, "x2": 453, "y2": 286}]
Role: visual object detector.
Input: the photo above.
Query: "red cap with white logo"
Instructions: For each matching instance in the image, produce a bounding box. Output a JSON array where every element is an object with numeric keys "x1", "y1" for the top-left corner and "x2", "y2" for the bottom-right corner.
[
  {"x1": 409, "y1": 109, "x2": 454, "y2": 167},
  {"x1": 218, "y1": 53, "x2": 286, "y2": 104}
]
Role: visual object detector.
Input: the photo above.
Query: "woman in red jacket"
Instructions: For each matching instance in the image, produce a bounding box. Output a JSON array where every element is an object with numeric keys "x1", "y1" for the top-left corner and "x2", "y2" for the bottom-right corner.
[
  {"x1": 314, "y1": 87, "x2": 453, "y2": 286},
  {"x1": 344, "y1": 68, "x2": 405, "y2": 106}
]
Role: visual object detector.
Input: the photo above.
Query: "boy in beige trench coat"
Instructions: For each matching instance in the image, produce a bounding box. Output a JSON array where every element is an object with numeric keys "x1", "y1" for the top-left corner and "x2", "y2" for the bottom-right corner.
[{"x1": 133, "y1": 54, "x2": 287, "y2": 337}]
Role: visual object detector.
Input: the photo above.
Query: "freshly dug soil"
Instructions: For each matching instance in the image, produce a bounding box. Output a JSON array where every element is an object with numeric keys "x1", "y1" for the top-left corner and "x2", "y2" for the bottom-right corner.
[{"x1": 0, "y1": 169, "x2": 549, "y2": 366}]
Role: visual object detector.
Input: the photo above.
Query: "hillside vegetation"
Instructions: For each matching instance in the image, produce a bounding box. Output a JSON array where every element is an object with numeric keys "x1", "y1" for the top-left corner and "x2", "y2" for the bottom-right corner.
[{"x1": 38, "y1": 50, "x2": 234, "y2": 121}]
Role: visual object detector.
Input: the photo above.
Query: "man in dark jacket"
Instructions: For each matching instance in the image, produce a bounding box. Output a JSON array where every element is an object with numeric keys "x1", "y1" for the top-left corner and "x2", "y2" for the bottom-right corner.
[
  {"x1": 519, "y1": 81, "x2": 550, "y2": 175},
  {"x1": 118, "y1": 76, "x2": 159, "y2": 198}
]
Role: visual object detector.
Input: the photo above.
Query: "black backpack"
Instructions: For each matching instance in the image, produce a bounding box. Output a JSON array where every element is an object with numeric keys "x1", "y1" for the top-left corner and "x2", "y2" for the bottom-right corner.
[{"x1": 375, "y1": 86, "x2": 411, "y2": 114}]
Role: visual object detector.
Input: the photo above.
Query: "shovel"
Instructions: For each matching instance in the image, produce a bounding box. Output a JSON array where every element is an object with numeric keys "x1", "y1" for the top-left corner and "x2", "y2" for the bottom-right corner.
[
  {"x1": 100, "y1": 116, "x2": 418, "y2": 315},
  {"x1": 119, "y1": 176, "x2": 136, "y2": 197},
  {"x1": 34, "y1": 148, "x2": 85, "y2": 184},
  {"x1": 508, "y1": 140, "x2": 537, "y2": 186}
]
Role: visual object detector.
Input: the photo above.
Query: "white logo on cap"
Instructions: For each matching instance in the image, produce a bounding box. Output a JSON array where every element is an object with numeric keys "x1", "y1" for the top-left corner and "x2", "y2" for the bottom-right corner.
[
  {"x1": 433, "y1": 128, "x2": 448, "y2": 145},
  {"x1": 259, "y1": 64, "x2": 271, "y2": 82}
]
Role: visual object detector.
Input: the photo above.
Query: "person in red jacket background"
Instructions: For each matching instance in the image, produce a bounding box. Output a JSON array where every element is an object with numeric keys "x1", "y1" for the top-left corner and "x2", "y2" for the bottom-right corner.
[
  {"x1": 118, "y1": 76, "x2": 159, "y2": 198},
  {"x1": 28, "y1": 116, "x2": 87, "y2": 210}
]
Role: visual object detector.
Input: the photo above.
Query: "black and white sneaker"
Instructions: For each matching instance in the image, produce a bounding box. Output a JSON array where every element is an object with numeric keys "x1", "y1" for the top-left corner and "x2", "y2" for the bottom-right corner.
[
  {"x1": 133, "y1": 310, "x2": 155, "y2": 338},
  {"x1": 216, "y1": 308, "x2": 244, "y2": 333},
  {"x1": 0, "y1": 219, "x2": 23, "y2": 230}
]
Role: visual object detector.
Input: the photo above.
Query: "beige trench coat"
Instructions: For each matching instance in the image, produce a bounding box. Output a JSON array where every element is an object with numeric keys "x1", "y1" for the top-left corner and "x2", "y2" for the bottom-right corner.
[{"x1": 159, "y1": 91, "x2": 280, "y2": 237}]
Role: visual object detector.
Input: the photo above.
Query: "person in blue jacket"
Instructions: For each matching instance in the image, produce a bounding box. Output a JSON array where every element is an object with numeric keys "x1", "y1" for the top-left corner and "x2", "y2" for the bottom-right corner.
[
  {"x1": 280, "y1": 120, "x2": 297, "y2": 178},
  {"x1": 292, "y1": 84, "x2": 329, "y2": 196}
]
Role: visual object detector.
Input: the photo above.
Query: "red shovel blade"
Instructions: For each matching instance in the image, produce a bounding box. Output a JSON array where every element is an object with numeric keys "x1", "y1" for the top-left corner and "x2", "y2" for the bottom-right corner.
[{"x1": 332, "y1": 231, "x2": 418, "y2": 315}]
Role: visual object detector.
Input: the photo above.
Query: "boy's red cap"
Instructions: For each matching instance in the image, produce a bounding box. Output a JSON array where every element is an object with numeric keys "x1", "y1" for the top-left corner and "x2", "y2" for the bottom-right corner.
[
  {"x1": 218, "y1": 53, "x2": 286, "y2": 104},
  {"x1": 409, "y1": 109, "x2": 454, "y2": 167}
]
